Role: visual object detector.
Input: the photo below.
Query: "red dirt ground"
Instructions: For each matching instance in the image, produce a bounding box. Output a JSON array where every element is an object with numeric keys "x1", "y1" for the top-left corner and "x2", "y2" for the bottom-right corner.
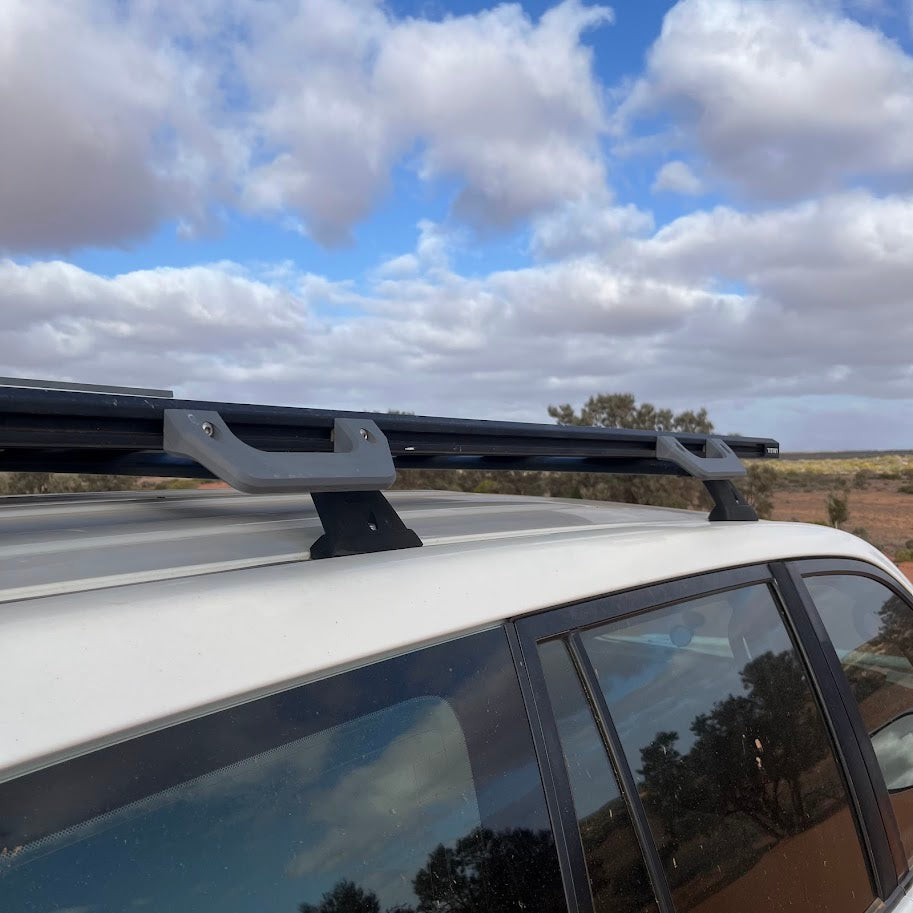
[{"x1": 771, "y1": 480, "x2": 913, "y2": 556}]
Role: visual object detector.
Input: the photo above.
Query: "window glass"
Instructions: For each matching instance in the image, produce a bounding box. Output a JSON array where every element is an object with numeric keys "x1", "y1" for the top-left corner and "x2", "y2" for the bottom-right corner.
[
  {"x1": 806, "y1": 573, "x2": 913, "y2": 861},
  {"x1": 0, "y1": 628, "x2": 565, "y2": 913},
  {"x1": 538, "y1": 638, "x2": 657, "y2": 913},
  {"x1": 579, "y1": 584, "x2": 873, "y2": 913}
]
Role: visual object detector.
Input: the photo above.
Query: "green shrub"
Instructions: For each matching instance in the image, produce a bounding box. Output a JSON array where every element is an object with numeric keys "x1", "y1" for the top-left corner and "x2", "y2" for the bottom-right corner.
[
  {"x1": 894, "y1": 548, "x2": 913, "y2": 563},
  {"x1": 826, "y1": 489, "x2": 849, "y2": 529},
  {"x1": 853, "y1": 470, "x2": 871, "y2": 490}
]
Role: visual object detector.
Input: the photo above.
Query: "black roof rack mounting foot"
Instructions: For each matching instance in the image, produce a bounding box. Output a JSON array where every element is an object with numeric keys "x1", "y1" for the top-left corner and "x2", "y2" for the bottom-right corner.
[
  {"x1": 310, "y1": 490, "x2": 423, "y2": 559},
  {"x1": 704, "y1": 480, "x2": 758, "y2": 522}
]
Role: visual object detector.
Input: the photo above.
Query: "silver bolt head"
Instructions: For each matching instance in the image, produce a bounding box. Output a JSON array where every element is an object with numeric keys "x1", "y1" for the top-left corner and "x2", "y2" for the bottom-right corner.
[
  {"x1": 201, "y1": 421, "x2": 215, "y2": 437},
  {"x1": 359, "y1": 428, "x2": 370, "y2": 441}
]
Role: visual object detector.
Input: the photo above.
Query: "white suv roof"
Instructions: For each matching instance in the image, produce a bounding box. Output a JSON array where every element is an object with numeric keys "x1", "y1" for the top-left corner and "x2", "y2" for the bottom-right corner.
[{"x1": 0, "y1": 488, "x2": 897, "y2": 783}]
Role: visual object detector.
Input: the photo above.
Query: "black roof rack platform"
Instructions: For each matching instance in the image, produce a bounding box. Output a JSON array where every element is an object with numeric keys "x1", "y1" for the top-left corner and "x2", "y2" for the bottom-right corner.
[{"x1": 0, "y1": 383, "x2": 779, "y2": 558}]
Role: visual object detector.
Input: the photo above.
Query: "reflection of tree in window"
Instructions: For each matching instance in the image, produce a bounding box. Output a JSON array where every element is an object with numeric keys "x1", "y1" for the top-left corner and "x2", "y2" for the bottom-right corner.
[
  {"x1": 299, "y1": 828, "x2": 563, "y2": 913},
  {"x1": 413, "y1": 827, "x2": 563, "y2": 913},
  {"x1": 638, "y1": 650, "x2": 834, "y2": 859},
  {"x1": 300, "y1": 880, "x2": 381, "y2": 913},
  {"x1": 575, "y1": 796, "x2": 655, "y2": 913}
]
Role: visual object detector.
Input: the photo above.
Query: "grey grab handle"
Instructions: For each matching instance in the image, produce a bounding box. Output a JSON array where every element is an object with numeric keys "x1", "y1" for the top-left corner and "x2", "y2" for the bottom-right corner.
[
  {"x1": 163, "y1": 410, "x2": 396, "y2": 494},
  {"x1": 655, "y1": 434, "x2": 746, "y2": 480}
]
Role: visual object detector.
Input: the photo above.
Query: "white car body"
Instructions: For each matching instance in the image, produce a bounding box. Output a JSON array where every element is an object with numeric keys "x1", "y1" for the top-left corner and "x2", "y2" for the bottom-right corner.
[{"x1": 2, "y1": 488, "x2": 906, "y2": 784}]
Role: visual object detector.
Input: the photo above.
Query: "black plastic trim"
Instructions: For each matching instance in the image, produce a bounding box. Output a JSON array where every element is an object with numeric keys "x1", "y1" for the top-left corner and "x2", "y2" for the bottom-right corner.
[
  {"x1": 567, "y1": 633, "x2": 675, "y2": 913},
  {"x1": 771, "y1": 562, "x2": 898, "y2": 896},
  {"x1": 518, "y1": 563, "x2": 773, "y2": 642},
  {"x1": 788, "y1": 558, "x2": 913, "y2": 882},
  {"x1": 507, "y1": 623, "x2": 592, "y2": 913}
]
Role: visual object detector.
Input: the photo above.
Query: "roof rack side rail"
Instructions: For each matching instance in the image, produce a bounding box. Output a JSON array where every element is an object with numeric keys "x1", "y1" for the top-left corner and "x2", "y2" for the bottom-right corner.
[
  {"x1": 0, "y1": 377, "x2": 174, "y2": 398},
  {"x1": 0, "y1": 384, "x2": 780, "y2": 555}
]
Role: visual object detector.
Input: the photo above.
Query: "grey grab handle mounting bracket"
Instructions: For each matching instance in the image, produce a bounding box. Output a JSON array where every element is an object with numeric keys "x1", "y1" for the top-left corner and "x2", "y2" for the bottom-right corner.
[
  {"x1": 655, "y1": 434, "x2": 746, "y2": 481},
  {"x1": 163, "y1": 410, "x2": 396, "y2": 494}
]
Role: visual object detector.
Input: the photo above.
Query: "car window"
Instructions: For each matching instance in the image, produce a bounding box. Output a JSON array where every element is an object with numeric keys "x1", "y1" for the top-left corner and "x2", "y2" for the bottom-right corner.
[
  {"x1": 0, "y1": 628, "x2": 565, "y2": 913},
  {"x1": 538, "y1": 638, "x2": 658, "y2": 913},
  {"x1": 805, "y1": 573, "x2": 913, "y2": 863},
  {"x1": 577, "y1": 584, "x2": 874, "y2": 913}
]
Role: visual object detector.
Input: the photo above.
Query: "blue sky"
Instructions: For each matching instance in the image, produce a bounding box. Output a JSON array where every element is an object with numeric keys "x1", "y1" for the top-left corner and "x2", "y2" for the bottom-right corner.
[{"x1": 2, "y1": 0, "x2": 913, "y2": 448}]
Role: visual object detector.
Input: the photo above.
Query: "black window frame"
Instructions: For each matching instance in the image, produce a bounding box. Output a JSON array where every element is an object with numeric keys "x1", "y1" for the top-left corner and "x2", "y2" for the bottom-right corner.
[
  {"x1": 786, "y1": 557, "x2": 913, "y2": 890},
  {"x1": 510, "y1": 560, "x2": 907, "y2": 913}
]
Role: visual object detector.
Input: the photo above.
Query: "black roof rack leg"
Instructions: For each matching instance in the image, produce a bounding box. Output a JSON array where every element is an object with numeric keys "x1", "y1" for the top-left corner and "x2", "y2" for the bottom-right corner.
[
  {"x1": 704, "y1": 480, "x2": 759, "y2": 522},
  {"x1": 310, "y1": 491, "x2": 423, "y2": 560}
]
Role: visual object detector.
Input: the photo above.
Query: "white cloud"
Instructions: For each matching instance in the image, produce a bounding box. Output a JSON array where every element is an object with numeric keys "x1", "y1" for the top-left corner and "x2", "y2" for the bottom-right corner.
[
  {"x1": 0, "y1": 0, "x2": 613, "y2": 251},
  {"x1": 652, "y1": 160, "x2": 703, "y2": 196},
  {"x1": 2, "y1": 189, "x2": 913, "y2": 448},
  {"x1": 284, "y1": 700, "x2": 478, "y2": 905},
  {"x1": 373, "y1": 1, "x2": 613, "y2": 231},
  {"x1": 620, "y1": 0, "x2": 913, "y2": 200},
  {"x1": 0, "y1": 0, "x2": 228, "y2": 252},
  {"x1": 531, "y1": 200, "x2": 654, "y2": 259}
]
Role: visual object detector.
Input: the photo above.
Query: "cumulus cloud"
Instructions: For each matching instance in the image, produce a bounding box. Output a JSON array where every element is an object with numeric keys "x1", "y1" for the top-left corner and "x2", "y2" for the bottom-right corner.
[
  {"x1": 0, "y1": 0, "x2": 613, "y2": 251},
  {"x1": 373, "y1": 1, "x2": 613, "y2": 231},
  {"x1": 620, "y1": 0, "x2": 913, "y2": 200},
  {"x1": 3, "y1": 188, "x2": 913, "y2": 447},
  {"x1": 652, "y1": 161, "x2": 703, "y2": 196},
  {"x1": 0, "y1": 0, "x2": 228, "y2": 252},
  {"x1": 240, "y1": 0, "x2": 614, "y2": 242}
]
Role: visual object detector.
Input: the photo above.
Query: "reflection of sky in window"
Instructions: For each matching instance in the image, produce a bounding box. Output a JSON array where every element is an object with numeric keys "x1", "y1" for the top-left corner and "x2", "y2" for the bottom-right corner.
[
  {"x1": 807, "y1": 577, "x2": 886, "y2": 655},
  {"x1": 806, "y1": 577, "x2": 913, "y2": 691},
  {"x1": 539, "y1": 639, "x2": 622, "y2": 820},
  {"x1": 581, "y1": 586, "x2": 793, "y2": 764},
  {"x1": 2, "y1": 697, "x2": 480, "y2": 913}
]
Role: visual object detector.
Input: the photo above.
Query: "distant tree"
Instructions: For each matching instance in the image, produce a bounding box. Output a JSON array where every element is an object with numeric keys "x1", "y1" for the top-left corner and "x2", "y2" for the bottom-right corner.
[
  {"x1": 548, "y1": 393, "x2": 712, "y2": 435},
  {"x1": 546, "y1": 394, "x2": 714, "y2": 509}
]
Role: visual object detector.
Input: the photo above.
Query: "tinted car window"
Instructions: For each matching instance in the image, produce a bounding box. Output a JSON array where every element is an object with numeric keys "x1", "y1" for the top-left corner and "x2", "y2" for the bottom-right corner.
[
  {"x1": 0, "y1": 628, "x2": 565, "y2": 913},
  {"x1": 806, "y1": 573, "x2": 913, "y2": 862},
  {"x1": 539, "y1": 638, "x2": 657, "y2": 913},
  {"x1": 578, "y1": 584, "x2": 873, "y2": 913}
]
